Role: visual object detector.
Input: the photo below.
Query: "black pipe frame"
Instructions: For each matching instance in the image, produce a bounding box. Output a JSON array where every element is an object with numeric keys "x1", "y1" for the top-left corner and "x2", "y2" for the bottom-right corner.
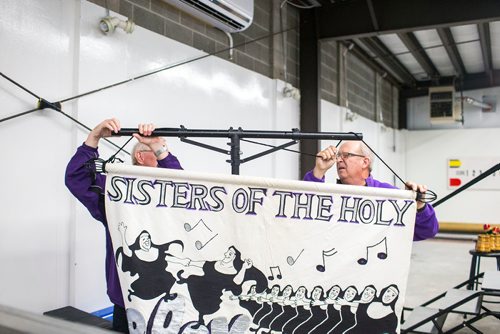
[{"x1": 114, "y1": 127, "x2": 363, "y2": 175}]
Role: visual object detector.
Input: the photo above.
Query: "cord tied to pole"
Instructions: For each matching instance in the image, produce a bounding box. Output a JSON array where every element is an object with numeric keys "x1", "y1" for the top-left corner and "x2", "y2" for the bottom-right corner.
[{"x1": 37, "y1": 98, "x2": 61, "y2": 111}]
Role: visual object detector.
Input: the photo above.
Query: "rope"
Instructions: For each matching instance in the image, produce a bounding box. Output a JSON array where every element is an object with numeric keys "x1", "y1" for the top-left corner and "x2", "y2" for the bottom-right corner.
[
  {"x1": 55, "y1": 26, "x2": 297, "y2": 105},
  {"x1": 0, "y1": 72, "x2": 41, "y2": 99},
  {"x1": 240, "y1": 138, "x2": 326, "y2": 158},
  {"x1": 351, "y1": 132, "x2": 437, "y2": 203},
  {"x1": 243, "y1": 134, "x2": 437, "y2": 203}
]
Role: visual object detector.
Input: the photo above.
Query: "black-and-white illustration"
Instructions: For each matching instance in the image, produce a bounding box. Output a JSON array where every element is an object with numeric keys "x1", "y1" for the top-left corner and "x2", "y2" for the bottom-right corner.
[
  {"x1": 267, "y1": 266, "x2": 283, "y2": 280},
  {"x1": 115, "y1": 222, "x2": 184, "y2": 302},
  {"x1": 357, "y1": 237, "x2": 388, "y2": 265},
  {"x1": 176, "y1": 246, "x2": 268, "y2": 329},
  {"x1": 184, "y1": 219, "x2": 219, "y2": 250},
  {"x1": 316, "y1": 247, "x2": 338, "y2": 272},
  {"x1": 114, "y1": 219, "x2": 402, "y2": 334},
  {"x1": 286, "y1": 249, "x2": 304, "y2": 266}
]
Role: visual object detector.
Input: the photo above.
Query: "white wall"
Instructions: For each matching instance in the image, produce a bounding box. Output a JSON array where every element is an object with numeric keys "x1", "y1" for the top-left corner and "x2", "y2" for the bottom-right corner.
[
  {"x1": 406, "y1": 85, "x2": 500, "y2": 224},
  {"x1": 0, "y1": 0, "x2": 404, "y2": 315},
  {"x1": 0, "y1": 0, "x2": 78, "y2": 314},
  {"x1": 406, "y1": 128, "x2": 500, "y2": 224}
]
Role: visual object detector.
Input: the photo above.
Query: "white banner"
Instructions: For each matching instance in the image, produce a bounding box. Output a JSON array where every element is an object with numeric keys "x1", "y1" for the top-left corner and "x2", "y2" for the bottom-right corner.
[{"x1": 105, "y1": 164, "x2": 416, "y2": 334}]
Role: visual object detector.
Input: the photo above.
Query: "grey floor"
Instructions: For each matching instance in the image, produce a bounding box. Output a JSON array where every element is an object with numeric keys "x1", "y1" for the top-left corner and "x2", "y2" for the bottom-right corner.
[{"x1": 405, "y1": 236, "x2": 500, "y2": 333}]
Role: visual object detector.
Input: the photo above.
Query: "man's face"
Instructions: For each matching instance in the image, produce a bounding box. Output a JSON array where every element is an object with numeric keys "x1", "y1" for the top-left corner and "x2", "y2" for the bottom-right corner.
[
  {"x1": 138, "y1": 150, "x2": 158, "y2": 167},
  {"x1": 336, "y1": 142, "x2": 366, "y2": 183}
]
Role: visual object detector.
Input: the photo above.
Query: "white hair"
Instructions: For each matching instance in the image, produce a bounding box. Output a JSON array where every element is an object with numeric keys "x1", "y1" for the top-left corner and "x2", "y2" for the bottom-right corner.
[
  {"x1": 341, "y1": 140, "x2": 374, "y2": 172},
  {"x1": 131, "y1": 142, "x2": 150, "y2": 166}
]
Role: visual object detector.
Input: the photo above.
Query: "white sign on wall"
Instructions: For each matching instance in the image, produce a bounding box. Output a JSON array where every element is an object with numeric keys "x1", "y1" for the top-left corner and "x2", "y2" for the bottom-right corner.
[{"x1": 447, "y1": 158, "x2": 500, "y2": 190}]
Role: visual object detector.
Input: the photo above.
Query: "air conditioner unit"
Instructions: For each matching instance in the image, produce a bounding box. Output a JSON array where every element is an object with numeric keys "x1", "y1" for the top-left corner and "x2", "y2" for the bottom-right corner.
[
  {"x1": 429, "y1": 86, "x2": 461, "y2": 124},
  {"x1": 162, "y1": 0, "x2": 254, "y2": 33}
]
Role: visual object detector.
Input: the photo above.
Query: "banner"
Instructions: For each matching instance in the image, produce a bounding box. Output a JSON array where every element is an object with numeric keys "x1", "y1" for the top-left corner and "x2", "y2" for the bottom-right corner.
[{"x1": 105, "y1": 164, "x2": 416, "y2": 334}]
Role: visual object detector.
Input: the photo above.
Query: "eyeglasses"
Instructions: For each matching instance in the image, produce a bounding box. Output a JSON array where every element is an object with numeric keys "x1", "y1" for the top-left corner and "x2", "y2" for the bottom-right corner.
[{"x1": 336, "y1": 152, "x2": 365, "y2": 160}]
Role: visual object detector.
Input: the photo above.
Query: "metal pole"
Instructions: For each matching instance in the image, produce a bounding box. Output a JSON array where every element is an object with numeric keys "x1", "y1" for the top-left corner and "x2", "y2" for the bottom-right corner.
[
  {"x1": 230, "y1": 134, "x2": 241, "y2": 175},
  {"x1": 113, "y1": 127, "x2": 363, "y2": 175},
  {"x1": 115, "y1": 128, "x2": 363, "y2": 141}
]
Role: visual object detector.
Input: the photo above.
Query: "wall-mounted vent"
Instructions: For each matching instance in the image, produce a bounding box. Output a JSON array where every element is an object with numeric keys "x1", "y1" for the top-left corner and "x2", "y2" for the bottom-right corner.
[
  {"x1": 162, "y1": 0, "x2": 254, "y2": 33},
  {"x1": 429, "y1": 86, "x2": 461, "y2": 123}
]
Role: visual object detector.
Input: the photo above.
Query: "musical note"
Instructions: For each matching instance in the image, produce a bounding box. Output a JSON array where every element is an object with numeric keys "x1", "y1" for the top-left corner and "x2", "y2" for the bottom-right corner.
[
  {"x1": 316, "y1": 248, "x2": 338, "y2": 272},
  {"x1": 357, "y1": 237, "x2": 388, "y2": 265},
  {"x1": 195, "y1": 233, "x2": 218, "y2": 250},
  {"x1": 185, "y1": 219, "x2": 217, "y2": 251},
  {"x1": 287, "y1": 249, "x2": 304, "y2": 266},
  {"x1": 267, "y1": 266, "x2": 282, "y2": 280},
  {"x1": 184, "y1": 219, "x2": 212, "y2": 232}
]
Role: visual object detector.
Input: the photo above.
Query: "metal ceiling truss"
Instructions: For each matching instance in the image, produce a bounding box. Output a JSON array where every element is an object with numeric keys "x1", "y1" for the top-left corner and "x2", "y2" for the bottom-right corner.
[
  {"x1": 436, "y1": 27, "x2": 466, "y2": 78},
  {"x1": 346, "y1": 40, "x2": 400, "y2": 87},
  {"x1": 356, "y1": 37, "x2": 415, "y2": 86},
  {"x1": 477, "y1": 22, "x2": 494, "y2": 85},
  {"x1": 315, "y1": 0, "x2": 500, "y2": 40},
  {"x1": 298, "y1": 0, "x2": 500, "y2": 133},
  {"x1": 397, "y1": 32, "x2": 440, "y2": 80}
]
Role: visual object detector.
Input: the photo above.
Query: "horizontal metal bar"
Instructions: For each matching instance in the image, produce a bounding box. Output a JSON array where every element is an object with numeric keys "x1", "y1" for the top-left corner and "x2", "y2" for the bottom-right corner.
[{"x1": 115, "y1": 127, "x2": 363, "y2": 141}]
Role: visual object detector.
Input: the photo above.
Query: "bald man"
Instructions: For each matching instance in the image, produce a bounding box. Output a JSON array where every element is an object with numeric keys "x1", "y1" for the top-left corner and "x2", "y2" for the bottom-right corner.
[{"x1": 304, "y1": 141, "x2": 438, "y2": 241}]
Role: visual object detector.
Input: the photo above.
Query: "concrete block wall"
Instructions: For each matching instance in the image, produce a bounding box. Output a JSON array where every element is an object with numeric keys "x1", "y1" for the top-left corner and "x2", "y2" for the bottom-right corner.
[
  {"x1": 381, "y1": 78, "x2": 394, "y2": 127},
  {"x1": 320, "y1": 40, "x2": 338, "y2": 104},
  {"x1": 347, "y1": 53, "x2": 375, "y2": 120}
]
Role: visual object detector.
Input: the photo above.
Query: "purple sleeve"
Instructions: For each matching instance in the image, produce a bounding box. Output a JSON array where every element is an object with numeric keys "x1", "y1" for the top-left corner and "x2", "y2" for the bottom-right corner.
[
  {"x1": 158, "y1": 152, "x2": 183, "y2": 170},
  {"x1": 303, "y1": 170, "x2": 325, "y2": 183},
  {"x1": 65, "y1": 145, "x2": 184, "y2": 223},
  {"x1": 65, "y1": 143, "x2": 107, "y2": 223},
  {"x1": 413, "y1": 204, "x2": 439, "y2": 241}
]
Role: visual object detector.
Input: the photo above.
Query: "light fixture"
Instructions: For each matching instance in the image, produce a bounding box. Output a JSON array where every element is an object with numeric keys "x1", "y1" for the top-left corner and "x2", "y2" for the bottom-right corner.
[
  {"x1": 344, "y1": 108, "x2": 357, "y2": 122},
  {"x1": 342, "y1": 42, "x2": 354, "y2": 56},
  {"x1": 460, "y1": 96, "x2": 492, "y2": 110},
  {"x1": 99, "y1": 16, "x2": 135, "y2": 34},
  {"x1": 282, "y1": 86, "x2": 301, "y2": 100}
]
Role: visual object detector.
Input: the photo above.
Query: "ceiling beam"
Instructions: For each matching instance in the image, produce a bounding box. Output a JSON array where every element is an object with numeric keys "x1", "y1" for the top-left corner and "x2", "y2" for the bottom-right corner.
[
  {"x1": 366, "y1": 0, "x2": 379, "y2": 31},
  {"x1": 357, "y1": 37, "x2": 416, "y2": 86},
  {"x1": 346, "y1": 41, "x2": 401, "y2": 88},
  {"x1": 477, "y1": 22, "x2": 494, "y2": 85},
  {"x1": 316, "y1": 0, "x2": 500, "y2": 40},
  {"x1": 398, "y1": 32, "x2": 439, "y2": 79},
  {"x1": 400, "y1": 70, "x2": 500, "y2": 98},
  {"x1": 436, "y1": 27, "x2": 466, "y2": 77}
]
